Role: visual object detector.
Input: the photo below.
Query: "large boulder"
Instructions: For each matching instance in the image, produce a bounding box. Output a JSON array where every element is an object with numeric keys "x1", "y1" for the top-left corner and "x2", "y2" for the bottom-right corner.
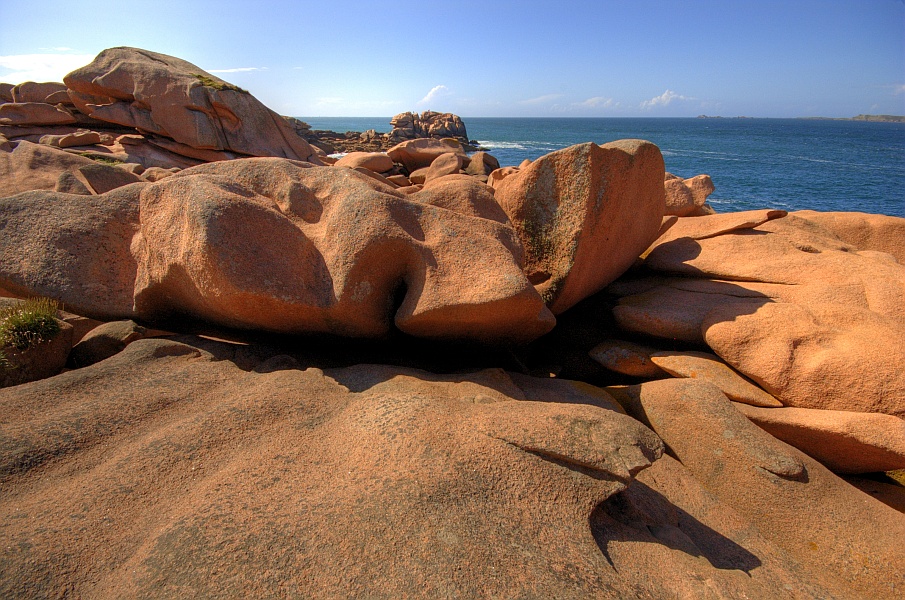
[
  {"x1": 612, "y1": 211, "x2": 905, "y2": 416},
  {"x1": 493, "y1": 140, "x2": 666, "y2": 313},
  {"x1": 0, "y1": 140, "x2": 101, "y2": 194},
  {"x1": 333, "y1": 151, "x2": 393, "y2": 173},
  {"x1": 9, "y1": 81, "x2": 68, "y2": 103},
  {"x1": 386, "y1": 137, "x2": 468, "y2": 172},
  {"x1": 0, "y1": 102, "x2": 78, "y2": 126},
  {"x1": 1, "y1": 158, "x2": 555, "y2": 344},
  {"x1": 0, "y1": 336, "x2": 669, "y2": 598},
  {"x1": 663, "y1": 172, "x2": 715, "y2": 217},
  {"x1": 611, "y1": 378, "x2": 905, "y2": 600},
  {"x1": 64, "y1": 47, "x2": 322, "y2": 163},
  {"x1": 0, "y1": 183, "x2": 144, "y2": 316},
  {"x1": 1, "y1": 335, "x2": 897, "y2": 598}
]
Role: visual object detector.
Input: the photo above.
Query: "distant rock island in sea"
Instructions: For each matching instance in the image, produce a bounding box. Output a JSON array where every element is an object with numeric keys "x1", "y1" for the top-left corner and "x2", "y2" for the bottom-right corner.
[{"x1": 1, "y1": 46, "x2": 904, "y2": 599}]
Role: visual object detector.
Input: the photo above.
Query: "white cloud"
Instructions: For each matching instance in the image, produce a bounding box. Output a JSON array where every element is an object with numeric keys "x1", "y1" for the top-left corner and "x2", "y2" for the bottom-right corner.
[
  {"x1": 519, "y1": 93, "x2": 563, "y2": 105},
  {"x1": 640, "y1": 89, "x2": 693, "y2": 109},
  {"x1": 575, "y1": 96, "x2": 617, "y2": 109},
  {"x1": 206, "y1": 67, "x2": 267, "y2": 74},
  {"x1": 418, "y1": 84, "x2": 450, "y2": 105},
  {"x1": 0, "y1": 52, "x2": 95, "y2": 84},
  {"x1": 894, "y1": 84, "x2": 905, "y2": 95}
]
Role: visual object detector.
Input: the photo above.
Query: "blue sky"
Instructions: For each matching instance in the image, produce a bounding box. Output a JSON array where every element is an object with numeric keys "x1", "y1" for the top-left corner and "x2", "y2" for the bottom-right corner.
[{"x1": 1, "y1": 0, "x2": 903, "y2": 118}]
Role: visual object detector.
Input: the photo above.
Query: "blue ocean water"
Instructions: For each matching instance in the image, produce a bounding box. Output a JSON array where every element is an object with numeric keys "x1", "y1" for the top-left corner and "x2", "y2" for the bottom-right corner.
[{"x1": 300, "y1": 117, "x2": 905, "y2": 217}]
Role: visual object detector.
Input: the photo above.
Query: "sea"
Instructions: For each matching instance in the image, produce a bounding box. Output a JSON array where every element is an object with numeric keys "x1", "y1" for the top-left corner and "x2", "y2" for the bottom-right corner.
[{"x1": 300, "y1": 117, "x2": 905, "y2": 217}]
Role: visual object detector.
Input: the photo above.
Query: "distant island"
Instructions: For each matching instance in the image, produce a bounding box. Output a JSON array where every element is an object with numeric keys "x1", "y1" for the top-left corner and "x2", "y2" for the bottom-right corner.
[
  {"x1": 799, "y1": 114, "x2": 905, "y2": 122},
  {"x1": 698, "y1": 114, "x2": 904, "y2": 122}
]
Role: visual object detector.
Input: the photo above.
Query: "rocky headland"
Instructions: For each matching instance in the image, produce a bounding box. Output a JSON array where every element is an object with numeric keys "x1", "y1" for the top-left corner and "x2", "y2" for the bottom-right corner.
[{"x1": 1, "y1": 47, "x2": 904, "y2": 599}]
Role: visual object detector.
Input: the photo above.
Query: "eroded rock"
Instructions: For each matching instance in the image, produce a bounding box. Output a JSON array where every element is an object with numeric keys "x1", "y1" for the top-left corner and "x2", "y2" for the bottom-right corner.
[{"x1": 493, "y1": 140, "x2": 666, "y2": 313}]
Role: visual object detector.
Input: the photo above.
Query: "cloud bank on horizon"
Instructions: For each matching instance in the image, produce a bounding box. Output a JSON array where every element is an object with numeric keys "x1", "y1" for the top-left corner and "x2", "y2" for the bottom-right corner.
[{"x1": 0, "y1": 0, "x2": 902, "y2": 118}]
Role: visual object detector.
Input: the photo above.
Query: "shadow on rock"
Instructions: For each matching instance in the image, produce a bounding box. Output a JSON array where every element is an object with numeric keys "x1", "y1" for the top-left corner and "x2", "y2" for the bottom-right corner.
[{"x1": 593, "y1": 481, "x2": 761, "y2": 572}]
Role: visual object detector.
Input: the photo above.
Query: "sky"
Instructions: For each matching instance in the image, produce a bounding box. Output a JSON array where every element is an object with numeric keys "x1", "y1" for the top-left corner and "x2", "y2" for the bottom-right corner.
[{"x1": 1, "y1": 0, "x2": 903, "y2": 118}]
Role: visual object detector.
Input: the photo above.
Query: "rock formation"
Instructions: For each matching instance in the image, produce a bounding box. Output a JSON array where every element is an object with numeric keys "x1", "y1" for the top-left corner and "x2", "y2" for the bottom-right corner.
[
  {"x1": 0, "y1": 158, "x2": 555, "y2": 344},
  {"x1": 64, "y1": 47, "x2": 322, "y2": 163},
  {"x1": 492, "y1": 140, "x2": 666, "y2": 313},
  {"x1": 389, "y1": 110, "x2": 469, "y2": 143},
  {"x1": 1, "y1": 46, "x2": 903, "y2": 600}
]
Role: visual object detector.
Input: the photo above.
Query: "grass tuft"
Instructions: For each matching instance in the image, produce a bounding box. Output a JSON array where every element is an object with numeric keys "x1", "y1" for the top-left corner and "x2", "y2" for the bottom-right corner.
[
  {"x1": 78, "y1": 153, "x2": 124, "y2": 165},
  {"x1": 0, "y1": 298, "x2": 61, "y2": 368},
  {"x1": 192, "y1": 73, "x2": 248, "y2": 93}
]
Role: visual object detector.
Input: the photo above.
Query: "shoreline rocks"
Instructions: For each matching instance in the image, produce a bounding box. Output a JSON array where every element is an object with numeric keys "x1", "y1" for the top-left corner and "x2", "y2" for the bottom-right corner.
[{"x1": 1, "y1": 45, "x2": 903, "y2": 600}]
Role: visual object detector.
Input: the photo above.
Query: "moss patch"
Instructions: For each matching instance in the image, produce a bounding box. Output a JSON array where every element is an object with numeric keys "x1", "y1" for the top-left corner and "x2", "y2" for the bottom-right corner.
[{"x1": 192, "y1": 73, "x2": 248, "y2": 93}]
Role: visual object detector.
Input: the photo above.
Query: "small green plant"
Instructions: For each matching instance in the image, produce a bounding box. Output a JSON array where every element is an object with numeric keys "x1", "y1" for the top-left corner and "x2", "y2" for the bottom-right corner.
[
  {"x1": 0, "y1": 298, "x2": 61, "y2": 361},
  {"x1": 191, "y1": 73, "x2": 248, "y2": 93},
  {"x1": 78, "y1": 153, "x2": 124, "y2": 166}
]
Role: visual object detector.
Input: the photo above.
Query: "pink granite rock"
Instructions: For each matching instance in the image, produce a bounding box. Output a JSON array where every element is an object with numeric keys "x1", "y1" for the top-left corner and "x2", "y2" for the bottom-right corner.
[
  {"x1": 493, "y1": 140, "x2": 666, "y2": 313},
  {"x1": 64, "y1": 47, "x2": 322, "y2": 163},
  {"x1": 334, "y1": 151, "x2": 394, "y2": 173},
  {"x1": 386, "y1": 137, "x2": 467, "y2": 172},
  {"x1": 650, "y1": 350, "x2": 782, "y2": 407},
  {"x1": 734, "y1": 402, "x2": 905, "y2": 474}
]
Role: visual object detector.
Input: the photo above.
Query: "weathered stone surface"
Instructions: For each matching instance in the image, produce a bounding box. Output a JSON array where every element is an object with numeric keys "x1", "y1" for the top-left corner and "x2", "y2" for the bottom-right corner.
[
  {"x1": 385, "y1": 174, "x2": 411, "y2": 187},
  {"x1": 0, "y1": 102, "x2": 77, "y2": 126},
  {"x1": 464, "y1": 151, "x2": 500, "y2": 177},
  {"x1": 68, "y1": 319, "x2": 147, "y2": 368},
  {"x1": 734, "y1": 402, "x2": 905, "y2": 474},
  {"x1": 648, "y1": 208, "x2": 787, "y2": 252},
  {"x1": 38, "y1": 130, "x2": 108, "y2": 148},
  {"x1": 612, "y1": 212, "x2": 905, "y2": 416},
  {"x1": 9, "y1": 81, "x2": 67, "y2": 103},
  {"x1": 793, "y1": 209, "x2": 905, "y2": 263},
  {"x1": 333, "y1": 151, "x2": 394, "y2": 173},
  {"x1": 134, "y1": 158, "x2": 553, "y2": 343},
  {"x1": 487, "y1": 165, "x2": 519, "y2": 188},
  {"x1": 611, "y1": 378, "x2": 905, "y2": 600},
  {"x1": 0, "y1": 140, "x2": 100, "y2": 194},
  {"x1": 0, "y1": 337, "x2": 671, "y2": 599},
  {"x1": 704, "y1": 301, "x2": 905, "y2": 417},
  {"x1": 414, "y1": 175, "x2": 510, "y2": 223},
  {"x1": 0, "y1": 83, "x2": 13, "y2": 103},
  {"x1": 663, "y1": 172, "x2": 714, "y2": 217},
  {"x1": 424, "y1": 151, "x2": 464, "y2": 182},
  {"x1": 386, "y1": 137, "x2": 467, "y2": 172},
  {"x1": 140, "y1": 166, "x2": 180, "y2": 182},
  {"x1": 493, "y1": 140, "x2": 666, "y2": 313},
  {"x1": 60, "y1": 162, "x2": 143, "y2": 195},
  {"x1": 650, "y1": 350, "x2": 782, "y2": 407},
  {"x1": 0, "y1": 184, "x2": 143, "y2": 318},
  {"x1": 594, "y1": 453, "x2": 841, "y2": 599},
  {"x1": 0, "y1": 319, "x2": 72, "y2": 388},
  {"x1": 588, "y1": 339, "x2": 667, "y2": 378},
  {"x1": 64, "y1": 47, "x2": 321, "y2": 162},
  {"x1": 1, "y1": 158, "x2": 554, "y2": 343}
]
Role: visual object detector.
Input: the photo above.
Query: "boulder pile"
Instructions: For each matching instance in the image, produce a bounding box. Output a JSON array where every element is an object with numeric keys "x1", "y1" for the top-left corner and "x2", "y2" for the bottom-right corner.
[{"x1": 1, "y1": 47, "x2": 903, "y2": 599}]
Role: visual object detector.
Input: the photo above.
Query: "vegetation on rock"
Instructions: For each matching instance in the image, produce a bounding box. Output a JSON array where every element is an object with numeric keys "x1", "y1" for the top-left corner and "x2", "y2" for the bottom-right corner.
[
  {"x1": 191, "y1": 73, "x2": 248, "y2": 93},
  {"x1": 0, "y1": 297, "x2": 61, "y2": 367}
]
